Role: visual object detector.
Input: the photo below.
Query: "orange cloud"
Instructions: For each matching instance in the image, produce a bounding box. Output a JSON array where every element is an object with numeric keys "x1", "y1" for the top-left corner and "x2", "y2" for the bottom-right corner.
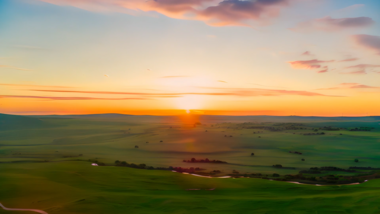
[
  {"x1": 0, "y1": 83, "x2": 75, "y2": 89},
  {"x1": 288, "y1": 59, "x2": 333, "y2": 70},
  {"x1": 0, "y1": 95, "x2": 148, "y2": 100},
  {"x1": 318, "y1": 83, "x2": 380, "y2": 90},
  {"x1": 28, "y1": 87, "x2": 339, "y2": 97}
]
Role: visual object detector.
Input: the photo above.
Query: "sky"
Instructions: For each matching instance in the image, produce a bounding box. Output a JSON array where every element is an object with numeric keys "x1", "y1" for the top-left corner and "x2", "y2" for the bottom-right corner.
[{"x1": 0, "y1": 0, "x2": 380, "y2": 116}]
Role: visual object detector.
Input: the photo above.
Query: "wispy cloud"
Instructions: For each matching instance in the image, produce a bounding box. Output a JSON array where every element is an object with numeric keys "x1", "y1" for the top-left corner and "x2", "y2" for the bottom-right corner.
[
  {"x1": 351, "y1": 34, "x2": 380, "y2": 55},
  {"x1": 318, "y1": 83, "x2": 380, "y2": 90},
  {"x1": 341, "y1": 64, "x2": 380, "y2": 74},
  {"x1": 28, "y1": 87, "x2": 339, "y2": 97},
  {"x1": 218, "y1": 80, "x2": 227, "y2": 83},
  {"x1": 317, "y1": 68, "x2": 328, "y2": 73},
  {"x1": 160, "y1": 76, "x2": 190, "y2": 78},
  {"x1": 0, "y1": 65, "x2": 32, "y2": 71},
  {"x1": 338, "y1": 58, "x2": 358, "y2": 62},
  {"x1": 0, "y1": 83, "x2": 76, "y2": 89},
  {"x1": 340, "y1": 70, "x2": 367, "y2": 75},
  {"x1": 291, "y1": 16, "x2": 374, "y2": 32},
  {"x1": 0, "y1": 95, "x2": 148, "y2": 100}
]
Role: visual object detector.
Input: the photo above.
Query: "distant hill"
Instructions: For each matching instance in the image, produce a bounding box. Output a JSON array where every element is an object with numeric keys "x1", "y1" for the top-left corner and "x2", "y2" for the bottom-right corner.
[
  {"x1": 0, "y1": 113, "x2": 46, "y2": 130},
  {"x1": 198, "y1": 115, "x2": 380, "y2": 123},
  {"x1": 31, "y1": 113, "x2": 135, "y2": 118}
]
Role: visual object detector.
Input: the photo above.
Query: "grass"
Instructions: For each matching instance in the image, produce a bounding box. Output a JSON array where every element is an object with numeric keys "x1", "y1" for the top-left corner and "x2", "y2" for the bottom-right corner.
[
  {"x1": 1, "y1": 114, "x2": 380, "y2": 213},
  {"x1": 1, "y1": 161, "x2": 380, "y2": 214}
]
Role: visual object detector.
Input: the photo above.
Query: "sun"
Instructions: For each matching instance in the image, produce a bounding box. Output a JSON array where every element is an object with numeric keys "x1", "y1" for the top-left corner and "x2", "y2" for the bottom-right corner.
[{"x1": 175, "y1": 95, "x2": 203, "y2": 112}]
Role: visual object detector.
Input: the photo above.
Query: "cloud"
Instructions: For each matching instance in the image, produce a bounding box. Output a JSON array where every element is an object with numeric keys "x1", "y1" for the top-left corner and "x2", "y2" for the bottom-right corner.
[
  {"x1": 40, "y1": 0, "x2": 295, "y2": 27},
  {"x1": 0, "y1": 83, "x2": 75, "y2": 89},
  {"x1": 334, "y1": 4, "x2": 364, "y2": 14},
  {"x1": 351, "y1": 34, "x2": 380, "y2": 55},
  {"x1": 0, "y1": 95, "x2": 148, "y2": 100},
  {"x1": 29, "y1": 87, "x2": 338, "y2": 97},
  {"x1": 160, "y1": 75, "x2": 190, "y2": 78},
  {"x1": 198, "y1": 86, "x2": 341, "y2": 97},
  {"x1": 338, "y1": 58, "x2": 358, "y2": 62},
  {"x1": 318, "y1": 83, "x2": 380, "y2": 90},
  {"x1": 196, "y1": 0, "x2": 292, "y2": 26},
  {"x1": 218, "y1": 80, "x2": 227, "y2": 83},
  {"x1": 289, "y1": 57, "x2": 361, "y2": 73},
  {"x1": 341, "y1": 64, "x2": 380, "y2": 74},
  {"x1": 292, "y1": 16, "x2": 374, "y2": 32},
  {"x1": 317, "y1": 68, "x2": 328, "y2": 73},
  {"x1": 288, "y1": 59, "x2": 333, "y2": 70},
  {"x1": 340, "y1": 70, "x2": 367, "y2": 75},
  {"x1": 0, "y1": 65, "x2": 32, "y2": 71},
  {"x1": 301, "y1": 51, "x2": 313, "y2": 56}
]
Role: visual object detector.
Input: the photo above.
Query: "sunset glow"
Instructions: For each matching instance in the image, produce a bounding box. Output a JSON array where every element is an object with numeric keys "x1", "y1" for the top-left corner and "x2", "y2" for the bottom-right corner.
[{"x1": 1, "y1": 0, "x2": 380, "y2": 116}]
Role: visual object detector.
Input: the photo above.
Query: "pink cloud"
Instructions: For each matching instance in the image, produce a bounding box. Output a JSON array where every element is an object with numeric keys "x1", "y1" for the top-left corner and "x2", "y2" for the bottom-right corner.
[
  {"x1": 338, "y1": 58, "x2": 358, "y2": 62},
  {"x1": 340, "y1": 70, "x2": 367, "y2": 75},
  {"x1": 301, "y1": 51, "x2": 313, "y2": 56},
  {"x1": 292, "y1": 16, "x2": 375, "y2": 32},
  {"x1": 317, "y1": 69, "x2": 328, "y2": 73},
  {"x1": 40, "y1": 0, "x2": 295, "y2": 27}
]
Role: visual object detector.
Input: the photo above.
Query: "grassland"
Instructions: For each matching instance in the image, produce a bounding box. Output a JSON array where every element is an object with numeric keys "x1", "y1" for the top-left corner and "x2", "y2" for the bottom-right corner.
[{"x1": 1, "y1": 114, "x2": 380, "y2": 213}]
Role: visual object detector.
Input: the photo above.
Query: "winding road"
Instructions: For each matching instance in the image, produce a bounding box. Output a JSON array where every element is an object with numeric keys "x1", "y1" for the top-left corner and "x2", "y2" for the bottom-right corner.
[{"x1": 0, "y1": 203, "x2": 48, "y2": 214}]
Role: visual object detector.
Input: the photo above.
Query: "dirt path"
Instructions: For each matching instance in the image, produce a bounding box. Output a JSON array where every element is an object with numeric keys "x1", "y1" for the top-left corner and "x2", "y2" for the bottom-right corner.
[{"x1": 0, "y1": 203, "x2": 48, "y2": 214}]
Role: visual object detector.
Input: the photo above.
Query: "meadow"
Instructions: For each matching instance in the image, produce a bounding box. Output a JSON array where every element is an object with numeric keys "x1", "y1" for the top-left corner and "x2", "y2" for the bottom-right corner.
[{"x1": 1, "y1": 113, "x2": 380, "y2": 213}]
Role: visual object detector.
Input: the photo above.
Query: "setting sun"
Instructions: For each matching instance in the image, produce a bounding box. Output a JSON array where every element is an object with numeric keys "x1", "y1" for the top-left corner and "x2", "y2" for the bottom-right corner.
[{"x1": 175, "y1": 95, "x2": 203, "y2": 112}]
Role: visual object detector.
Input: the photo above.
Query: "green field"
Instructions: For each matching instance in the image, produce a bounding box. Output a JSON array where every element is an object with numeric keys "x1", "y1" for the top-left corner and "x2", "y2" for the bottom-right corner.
[{"x1": 1, "y1": 114, "x2": 380, "y2": 213}]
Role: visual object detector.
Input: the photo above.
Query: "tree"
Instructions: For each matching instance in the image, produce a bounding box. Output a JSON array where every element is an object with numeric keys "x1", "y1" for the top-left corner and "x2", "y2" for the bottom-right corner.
[
  {"x1": 139, "y1": 164, "x2": 146, "y2": 169},
  {"x1": 355, "y1": 159, "x2": 359, "y2": 163},
  {"x1": 115, "y1": 160, "x2": 121, "y2": 165},
  {"x1": 205, "y1": 158, "x2": 210, "y2": 162},
  {"x1": 273, "y1": 173, "x2": 280, "y2": 177},
  {"x1": 191, "y1": 158, "x2": 196, "y2": 162},
  {"x1": 251, "y1": 153, "x2": 254, "y2": 156},
  {"x1": 121, "y1": 161, "x2": 127, "y2": 166},
  {"x1": 301, "y1": 158, "x2": 305, "y2": 161}
]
